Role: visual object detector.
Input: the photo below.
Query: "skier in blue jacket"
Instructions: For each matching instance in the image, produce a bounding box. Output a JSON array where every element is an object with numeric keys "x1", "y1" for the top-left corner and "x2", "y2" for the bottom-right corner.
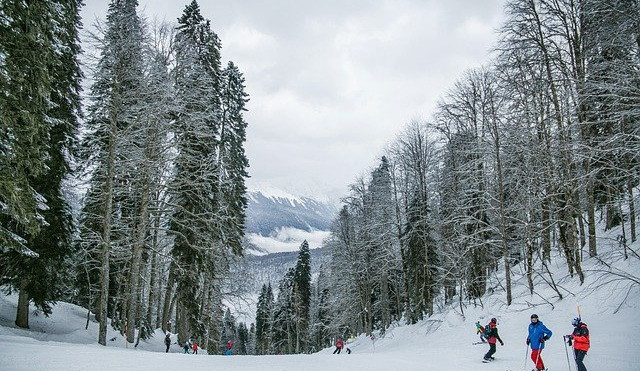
[{"x1": 526, "y1": 314, "x2": 552, "y2": 371}]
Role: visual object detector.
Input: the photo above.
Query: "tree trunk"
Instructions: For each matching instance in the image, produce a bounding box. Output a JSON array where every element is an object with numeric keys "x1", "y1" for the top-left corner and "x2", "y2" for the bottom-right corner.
[
  {"x1": 162, "y1": 280, "x2": 175, "y2": 333},
  {"x1": 98, "y1": 118, "x2": 116, "y2": 346},
  {"x1": 147, "y1": 247, "x2": 158, "y2": 329},
  {"x1": 15, "y1": 279, "x2": 30, "y2": 329},
  {"x1": 177, "y1": 302, "x2": 189, "y2": 346},
  {"x1": 628, "y1": 180, "x2": 636, "y2": 243},
  {"x1": 541, "y1": 198, "x2": 551, "y2": 261},
  {"x1": 526, "y1": 238, "x2": 534, "y2": 295},
  {"x1": 587, "y1": 181, "x2": 597, "y2": 257}
]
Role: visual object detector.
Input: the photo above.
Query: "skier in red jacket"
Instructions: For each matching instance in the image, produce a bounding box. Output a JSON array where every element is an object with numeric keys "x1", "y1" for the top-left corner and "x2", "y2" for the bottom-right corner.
[
  {"x1": 333, "y1": 338, "x2": 344, "y2": 354},
  {"x1": 566, "y1": 318, "x2": 590, "y2": 371}
]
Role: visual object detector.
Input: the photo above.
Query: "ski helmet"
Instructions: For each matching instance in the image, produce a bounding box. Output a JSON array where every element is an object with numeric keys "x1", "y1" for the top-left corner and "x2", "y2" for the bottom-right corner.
[
  {"x1": 530, "y1": 314, "x2": 539, "y2": 319},
  {"x1": 572, "y1": 317, "x2": 580, "y2": 326},
  {"x1": 491, "y1": 318, "x2": 497, "y2": 324}
]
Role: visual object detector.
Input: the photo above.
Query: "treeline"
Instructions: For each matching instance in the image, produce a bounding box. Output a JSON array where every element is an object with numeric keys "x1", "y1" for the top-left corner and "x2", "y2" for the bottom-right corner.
[
  {"x1": 322, "y1": 0, "x2": 639, "y2": 338},
  {"x1": 253, "y1": 240, "x2": 335, "y2": 354},
  {"x1": 0, "y1": 0, "x2": 249, "y2": 351}
]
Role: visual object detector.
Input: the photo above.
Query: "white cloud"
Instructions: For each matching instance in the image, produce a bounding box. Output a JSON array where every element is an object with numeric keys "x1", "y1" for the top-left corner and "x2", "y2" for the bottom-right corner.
[
  {"x1": 247, "y1": 227, "x2": 331, "y2": 255},
  {"x1": 81, "y1": 0, "x2": 506, "y2": 201}
]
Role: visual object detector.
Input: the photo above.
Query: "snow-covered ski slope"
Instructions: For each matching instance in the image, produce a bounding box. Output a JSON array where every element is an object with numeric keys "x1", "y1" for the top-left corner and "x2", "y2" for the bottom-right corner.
[{"x1": 1, "y1": 223, "x2": 639, "y2": 370}]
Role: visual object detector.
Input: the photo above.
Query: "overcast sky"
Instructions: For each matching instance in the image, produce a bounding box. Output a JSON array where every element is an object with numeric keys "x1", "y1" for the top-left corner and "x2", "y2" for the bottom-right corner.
[{"x1": 81, "y1": 0, "x2": 506, "y2": 202}]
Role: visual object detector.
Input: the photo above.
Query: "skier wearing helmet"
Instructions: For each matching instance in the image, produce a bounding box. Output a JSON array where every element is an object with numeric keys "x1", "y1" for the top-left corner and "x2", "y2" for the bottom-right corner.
[
  {"x1": 565, "y1": 317, "x2": 590, "y2": 371},
  {"x1": 482, "y1": 318, "x2": 504, "y2": 362}
]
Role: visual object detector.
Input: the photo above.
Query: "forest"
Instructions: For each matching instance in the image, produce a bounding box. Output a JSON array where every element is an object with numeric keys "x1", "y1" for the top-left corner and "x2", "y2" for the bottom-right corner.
[
  {"x1": 254, "y1": 0, "x2": 640, "y2": 355},
  {"x1": 1, "y1": 0, "x2": 639, "y2": 358}
]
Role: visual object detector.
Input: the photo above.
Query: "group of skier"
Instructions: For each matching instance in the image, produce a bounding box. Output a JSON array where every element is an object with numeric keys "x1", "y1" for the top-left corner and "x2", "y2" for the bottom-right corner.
[
  {"x1": 164, "y1": 334, "x2": 232, "y2": 355},
  {"x1": 332, "y1": 338, "x2": 352, "y2": 354},
  {"x1": 478, "y1": 313, "x2": 590, "y2": 371}
]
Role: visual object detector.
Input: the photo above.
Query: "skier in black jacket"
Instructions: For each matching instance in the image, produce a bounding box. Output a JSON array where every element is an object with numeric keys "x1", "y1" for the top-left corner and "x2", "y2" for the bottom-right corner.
[
  {"x1": 164, "y1": 333, "x2": 171, "y2": 353},
  {"x1": 483, "y1": 318, "x2": 504, "y2": 362}
]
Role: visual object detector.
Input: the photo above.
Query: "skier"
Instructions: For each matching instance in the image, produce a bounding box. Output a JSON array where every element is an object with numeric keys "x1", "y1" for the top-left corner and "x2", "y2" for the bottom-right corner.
[
  {"x1": 191, "y1": 340, "x2": 198, "y2": 354},
  {"x1": 565, "y1": 317, "x2": 589, "y2": 371},
  {"x1": 333, "y1": 338, "x2": 344, "y2": 354},
  {"x1": 476, "y1": 321, "x2": 488, "y2": 343},
  {"x1": 482, "y1": 318, "x2": 504, "y2": 362},
  {"x1": 526, "y1": 314, "x2": 552, "y2": 371},
  {"x1": 225, "y1": 340, "x2": 233, "y2": 355},
  {"x1": 164, "y1": 333, "x2": 171, "y2": 353},
  {"x1": 182, "y1": 341, "x2": 190, "y2": 354}
]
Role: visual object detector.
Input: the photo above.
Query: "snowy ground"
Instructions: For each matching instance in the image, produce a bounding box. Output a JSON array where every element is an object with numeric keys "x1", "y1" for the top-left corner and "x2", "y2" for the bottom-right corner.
[{"x1": 1, "y1": 228, "x2": 639, "y2": 370}]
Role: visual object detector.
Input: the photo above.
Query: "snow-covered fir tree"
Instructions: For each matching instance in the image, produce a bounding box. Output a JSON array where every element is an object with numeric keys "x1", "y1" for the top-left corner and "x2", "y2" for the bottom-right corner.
[{"x1": 0, "y1": 0, "x2": 82, "y2": 329}]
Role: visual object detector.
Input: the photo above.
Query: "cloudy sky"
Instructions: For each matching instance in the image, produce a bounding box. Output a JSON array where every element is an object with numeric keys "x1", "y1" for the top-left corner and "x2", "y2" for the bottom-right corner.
[{"x1": 81, "y1": 0, "x2": 506, "y2": 202}]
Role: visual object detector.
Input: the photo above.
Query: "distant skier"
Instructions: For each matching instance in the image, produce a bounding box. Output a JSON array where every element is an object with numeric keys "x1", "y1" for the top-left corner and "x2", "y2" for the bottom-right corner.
[
  {"x1": 164, "y1": 333, "x2": 171, "y2": 353},
  {"x1": 526, "y1": 314, "x2": 552, "y2": 371},
  {"x1": 182, "y1": 341, "x2": 190, "y2": 354},
  {"x1": 333, "y1": 338, "x2": 344, "y2": 354},
  {"x1": 191, "y1": 340, "x2": 198, "y2": 354},
  {"x1": 225, "y1": 340, "x2": 233, "y2": 355},
  {"x1": 565, "y1": 317, "x2": 590, "y2": 371},
  {"x1": 482, "y1": 318, "x2": 504, "y2": 362},
  {"x1": 475, "y1": 321, "x2": 487, "y2": 343}
]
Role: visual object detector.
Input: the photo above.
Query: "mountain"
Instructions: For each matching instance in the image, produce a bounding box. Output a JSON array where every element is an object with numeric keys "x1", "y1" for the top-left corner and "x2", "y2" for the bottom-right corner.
[
  {"x1": 245, "y1": 188, "x2": 336, "y2": 236},
  {"x1": 244, "y1": 187, "x2": 336, "y2": 254}
]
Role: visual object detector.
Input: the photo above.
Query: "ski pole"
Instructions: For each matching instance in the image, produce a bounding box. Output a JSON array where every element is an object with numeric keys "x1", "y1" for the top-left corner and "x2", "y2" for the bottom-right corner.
[
  {"x1": 563, "y1": 336, "x2": 573, "y2": 371},
  {"x1": 523, "y1": 344, "x2": 529, "y2": 371}
]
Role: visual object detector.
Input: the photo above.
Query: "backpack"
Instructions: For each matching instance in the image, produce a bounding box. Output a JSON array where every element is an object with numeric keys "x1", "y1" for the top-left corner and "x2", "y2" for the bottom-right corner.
[{"x1": 483, "y1": 324, "x2": 493, "y2": 337}]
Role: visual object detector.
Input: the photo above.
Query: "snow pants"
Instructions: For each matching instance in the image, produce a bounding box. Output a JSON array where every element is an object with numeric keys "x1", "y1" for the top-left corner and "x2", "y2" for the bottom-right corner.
[
  {"x1": 484, "y1": 343, "x2": 496, "y2": 360},
  {"x1": 574, "y1": 349, "x2": 587, "y2": 371},
  {"x1": 333, "y1": 347, "x2": 342, "y2": 354},
  {"x1": 531, "y1": 349, "x2": 545, "y2": 370}
]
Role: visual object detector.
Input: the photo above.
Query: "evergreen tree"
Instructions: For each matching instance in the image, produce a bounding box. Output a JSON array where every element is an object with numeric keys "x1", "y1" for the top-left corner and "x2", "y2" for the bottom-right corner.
[
  {"x1": 366, "y1": 157, "x2": 403, "y2": 330},
  {"x1": 168, "y1": 0, "x2": 224, "y2": 343},
  {"x1": 0, "y1": 0, "x2": 54, "y2": 254},
  {"x1": 272, "y1": 268, "x2": 295, "y2": 354},
  {"x1": 309, "y1": 267, "x2": 332, "y2": 351},
  {"x1": 402, "y1": 195, "x2": 438, "y2": 323},
  {"x1": 236, "y1": 322, "x2": 249, "y2": 355},
  {"x1": 0, "y1": 0, "x2": 82, "y2": 329},
  {"x1": 292, "y1": 240, "x2": 311, "y2": 353},
  {"x1": 248, "y1": 322, "x2": 257, "y2": 355},
  {"x1": 255, "y1": 283, "x2": 274, "y2": 354},
  {"x1": 220, "y1": 307, "x2": 237, "y2": 353},
  {"x1": 219, "y1": 61, "x2": 250, "y2": 255}
]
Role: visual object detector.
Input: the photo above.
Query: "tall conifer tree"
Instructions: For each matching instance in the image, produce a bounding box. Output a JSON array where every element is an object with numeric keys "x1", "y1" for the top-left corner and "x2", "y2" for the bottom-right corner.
[
  {"x1": 168, "y1": 0, "x2": 224, "y2": 343},
  {"x1": 0, "y1": 0, "x2": 82, "y2": 329}
]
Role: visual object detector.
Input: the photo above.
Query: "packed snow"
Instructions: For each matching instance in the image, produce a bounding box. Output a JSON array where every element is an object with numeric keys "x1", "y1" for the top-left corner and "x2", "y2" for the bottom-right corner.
[{"x1": 1, "y1": 239, "x2": 639, "y2": 371}]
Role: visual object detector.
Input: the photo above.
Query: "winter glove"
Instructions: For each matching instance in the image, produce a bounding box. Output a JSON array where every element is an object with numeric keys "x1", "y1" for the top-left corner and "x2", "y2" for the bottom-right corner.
[
  {"x1": 526, "y1": 339, "x2": 530, "y2": 345},
  {"x1": 567, "y1": 338, "x2": 572, "y2": 346},
  {"x1": 499, "y1": 340, "x2": 504, "y2": 346}
]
